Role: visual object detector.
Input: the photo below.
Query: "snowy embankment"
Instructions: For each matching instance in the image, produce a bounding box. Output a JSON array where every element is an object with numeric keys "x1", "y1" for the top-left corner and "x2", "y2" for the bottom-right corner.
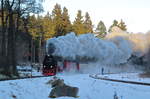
[
  {"x1": 92, "y1": 73, "x2": 150, "y2": 84},
  {"x1": 47, "y1": 32, "x2": 132, "y2": 65},
  {"x1": 0, "y1": 74, "x2": 150, "y2": 99},
  {"x1": 17, "y1": 66, "x2": 42, "y2": 77}
]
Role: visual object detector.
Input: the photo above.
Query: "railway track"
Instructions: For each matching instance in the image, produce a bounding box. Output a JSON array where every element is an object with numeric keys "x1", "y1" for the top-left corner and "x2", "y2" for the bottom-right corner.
[
  {"x1": 89, "y1": 74, "x2": 150, "y2": 86},
  {"x1": 0, "y1": 75, "x2": 52, "y2": 82}
]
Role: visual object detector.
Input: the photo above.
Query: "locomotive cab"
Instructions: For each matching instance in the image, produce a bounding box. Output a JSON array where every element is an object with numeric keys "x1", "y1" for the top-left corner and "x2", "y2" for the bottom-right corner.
[{"x1": 42, "y1": 54, "x2": 57, "y2": 76}]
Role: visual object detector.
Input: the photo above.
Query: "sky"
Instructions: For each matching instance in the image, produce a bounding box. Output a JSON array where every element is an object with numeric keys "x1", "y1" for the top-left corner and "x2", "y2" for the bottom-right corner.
[{"x1": 42, "y1": 0, "x2": 150, "y2": 33}]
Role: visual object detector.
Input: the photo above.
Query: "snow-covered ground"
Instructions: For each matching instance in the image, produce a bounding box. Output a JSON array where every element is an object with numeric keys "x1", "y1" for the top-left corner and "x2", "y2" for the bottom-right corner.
[
  {"x1": 17, "y1": 65, "x2": 42, "y2": 77},
  {"x1": 16, "y1": 61, "x2": 142, "y2": 78},
  {"x1": 0, "y1": 62, "x2": 149, "y2": 99},
  {"x1": 95, "y1": 73, "x2": 150, "y2": 83},
  {"x1": 0, "y1": 73, "x2": 150, "y2": 99}
]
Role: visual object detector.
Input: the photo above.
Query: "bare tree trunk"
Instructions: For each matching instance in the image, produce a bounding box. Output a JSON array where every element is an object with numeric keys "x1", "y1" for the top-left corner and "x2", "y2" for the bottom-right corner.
[
  {"x1": 0, "y1": 1, "x2": 4, "y2": 54},
  {"x1": 12, "y1": 0, "x2": 21, "y2": 75},
  {"x1": 6, "y1": 0, "x2": 18, "y2": 76},
  {"x1": 0, "y1": 0, "x2": 4, "y2": 60},
  {"x1": 0, "y1": 0, "x2": 8, "y2": 75},
  {"x1": 7, "y1": 11, "x2": 14, "y2": 74}
]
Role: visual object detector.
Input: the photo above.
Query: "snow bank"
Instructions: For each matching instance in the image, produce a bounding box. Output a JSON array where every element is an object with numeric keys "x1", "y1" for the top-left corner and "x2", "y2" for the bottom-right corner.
[
  {"x1": 47, "y1": 32, "x2": 132, "y2": 65},
  {"x1": 1, "y1": 74, "x2": 150, "y2": 99}
]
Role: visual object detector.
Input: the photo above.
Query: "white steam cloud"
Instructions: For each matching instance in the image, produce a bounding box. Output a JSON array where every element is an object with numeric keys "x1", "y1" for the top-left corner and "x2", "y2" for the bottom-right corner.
[
  {"x1": 47, "y1": 32, "x2": 132, "y2": 65},
  {"x1": 106, "y1": 26, "x2": 150, "y2": 57}
]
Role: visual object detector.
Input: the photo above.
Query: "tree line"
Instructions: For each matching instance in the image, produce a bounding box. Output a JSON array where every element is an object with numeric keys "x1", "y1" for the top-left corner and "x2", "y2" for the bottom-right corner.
[
  {"x1": 0, "y1": 2, "x2": 127, "y2": 77},
  {"x1": 0, "y1": 0, "x2": 43, "y2": 77},
  {"x1": 28, "y1": 4, "x2": 127, "y2": 40},
  {"x1": 28, "y1": 3, "x2": 93, "y2": 40}
]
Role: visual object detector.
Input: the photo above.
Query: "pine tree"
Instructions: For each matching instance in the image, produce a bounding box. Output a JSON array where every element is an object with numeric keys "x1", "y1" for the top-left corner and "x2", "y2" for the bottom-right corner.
[
  {"x1": 73, "y1": 10, "x2": 85, "y2": 35},
  {"x1": 84, "y1": 12, "x2": 93, "y2": 33},
  {"x1": 52, "y1": 3, "x2": 63, "y2": 37},
  {"x1": 108, "y1": 20, "x2": 118, "y2": 33},
  {"x1": 28, "y1": 15, "x2": 44, "y2": 47},
  {"x1": 28, "y1": 15, "x2": 39, "y2": 40},
  {"x1": 96, "y1": 21, "x2": 107, "y2": 38},
  {"x1": 118, "y1": 19, "x2": 127, "y2": 31},
  {"x1": 62, "y1": 7, "x2": 72, "y2": 35},
  {"x1": 42, "y1": 12, "x2": 55, "y2": 40}
]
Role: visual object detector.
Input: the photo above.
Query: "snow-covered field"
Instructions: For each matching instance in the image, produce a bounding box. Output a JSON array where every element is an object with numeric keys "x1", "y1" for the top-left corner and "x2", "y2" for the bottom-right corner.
[
  {"x1": 95, "y1": 73, "x2": 150, "y2": 83},
  {"x1": 0, "y1": 73, "x2": 150, "y2": 99},
  {"x1": 17, "y1": 65, "x2": 42, "y2": 77}
]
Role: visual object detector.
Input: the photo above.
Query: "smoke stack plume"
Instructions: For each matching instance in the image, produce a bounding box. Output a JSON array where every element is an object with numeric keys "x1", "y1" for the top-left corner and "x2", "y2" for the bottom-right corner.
[{"x1": 106, "y1": 26, "x2": 150, "y2": 57}]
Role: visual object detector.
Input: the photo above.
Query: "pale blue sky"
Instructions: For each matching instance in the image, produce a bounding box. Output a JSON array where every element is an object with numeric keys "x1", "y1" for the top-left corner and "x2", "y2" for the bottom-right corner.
[{"x1": 43, "y1": 0, "x2": 150, "y2": 33}]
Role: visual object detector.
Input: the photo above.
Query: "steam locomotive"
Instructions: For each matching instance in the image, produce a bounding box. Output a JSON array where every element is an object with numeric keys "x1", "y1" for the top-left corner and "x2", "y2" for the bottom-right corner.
[{"x1": 42, "y1": 54, "x2": 80, "y2": 76}]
